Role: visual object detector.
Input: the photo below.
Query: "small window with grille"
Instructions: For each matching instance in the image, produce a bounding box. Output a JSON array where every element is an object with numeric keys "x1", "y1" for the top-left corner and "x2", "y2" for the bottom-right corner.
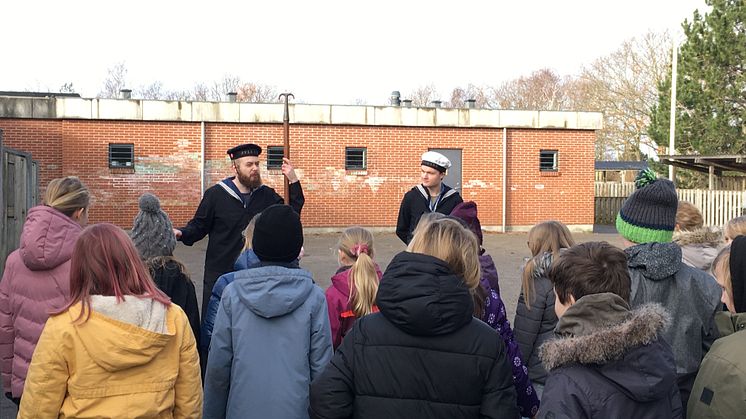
[
  {"x1": 345, "y1": 147, "x2": 367, "y2": 170},
  {"x1": 109, "y1": 144, "x2": 134, "y2": 168},
  {"x1": 267, "y1": 146, "x2": 284, "y2": 170},
  {"x1": 540, "y1": 150, "x2": 558, "y2": 172}
]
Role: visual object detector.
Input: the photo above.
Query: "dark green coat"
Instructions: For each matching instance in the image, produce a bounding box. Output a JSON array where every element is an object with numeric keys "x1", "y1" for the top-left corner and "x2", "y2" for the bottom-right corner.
[{"x1": 688, "y1": 312, "x2": 746, "y2": 418}]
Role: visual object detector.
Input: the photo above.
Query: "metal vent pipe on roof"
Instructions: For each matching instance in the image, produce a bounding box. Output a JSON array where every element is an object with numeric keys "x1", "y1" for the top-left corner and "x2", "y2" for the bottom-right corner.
[
  {"x1": 227, "y1": 92, "x2": 237, "y2": 102},
  {"x1": 466, "y1": 99, "x2": 476, "y2": 109},
  {"x1": 431, "y1": 100, "x2": 442, "y2": 108},
  {"x1": 119, "y1": 89, "x2": 132, "y2": 99},
  {"x1": 402, "y1": 99, "x2": 412, "y2": 108},
  {"x1": 390, "y1": 91, "x2": 401, "y2": 106}
]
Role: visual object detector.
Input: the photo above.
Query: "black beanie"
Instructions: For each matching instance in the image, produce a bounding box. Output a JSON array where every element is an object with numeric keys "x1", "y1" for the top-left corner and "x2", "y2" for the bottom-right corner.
[
  {"x1": 729, "y1": 235, "x2": 746, "y2": 313},
  {"x1": 252, "y1": 204, "x2": 304, "y2": 263}
]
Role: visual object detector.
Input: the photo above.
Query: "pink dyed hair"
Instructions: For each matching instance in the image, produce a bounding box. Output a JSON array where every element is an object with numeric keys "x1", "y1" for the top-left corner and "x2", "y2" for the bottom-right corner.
[{"x1": 59, "y1": 223, "x2": 171, "y2": 323}]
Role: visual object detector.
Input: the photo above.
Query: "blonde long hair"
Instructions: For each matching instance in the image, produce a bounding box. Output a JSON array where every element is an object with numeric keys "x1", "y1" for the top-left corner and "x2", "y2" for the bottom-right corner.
[
  {"x1": 242, "y1": 213, "x2": 261, "y2": 251},
  {"x1": 407, "y1": 217, "x2": 481, "y2": 290},
  {"x1": 44, "y1": 176, "x2": 90, "y2": 217},
  {"x1": 522, "y1": 221, "x2": 575, "y2": 309},
  {"x1": 338, "y1": 227, "x2": 379, "y2": 318}
]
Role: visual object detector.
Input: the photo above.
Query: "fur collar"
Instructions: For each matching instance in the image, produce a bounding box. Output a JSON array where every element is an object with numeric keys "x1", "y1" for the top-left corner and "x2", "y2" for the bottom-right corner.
[
  {"x1": 540, "y1": 302, "x2": 669, "y2": 371},
  {"x1": 673, "y1": 227, "x2": 722, "y2": 247}
]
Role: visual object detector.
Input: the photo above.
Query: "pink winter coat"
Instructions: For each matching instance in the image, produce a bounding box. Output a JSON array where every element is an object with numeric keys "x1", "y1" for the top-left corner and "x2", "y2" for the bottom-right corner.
[
  {"x1": 0, "y1": 205, "x2": 81, "y2": 397},
  {"x1": 325, "y1": 264, "x2": 382, "y2": 349}
]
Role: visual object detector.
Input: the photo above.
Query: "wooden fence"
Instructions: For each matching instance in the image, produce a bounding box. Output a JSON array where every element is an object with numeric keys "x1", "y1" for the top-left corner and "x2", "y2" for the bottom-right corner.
[{"x1": 595, "y1": 182, "x2": 746, "y2": 227}]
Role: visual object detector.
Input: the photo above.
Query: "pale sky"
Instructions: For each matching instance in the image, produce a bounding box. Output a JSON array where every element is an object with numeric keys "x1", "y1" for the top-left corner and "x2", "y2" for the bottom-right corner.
[{"x1": 0, "y1": 0, "x2": 708, "y2": 105}]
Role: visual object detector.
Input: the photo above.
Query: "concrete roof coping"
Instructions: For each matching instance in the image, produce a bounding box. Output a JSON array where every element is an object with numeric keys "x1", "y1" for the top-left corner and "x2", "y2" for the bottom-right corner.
[{"x1": 0, "y1": 96, "x2": 603, "y2": 130}]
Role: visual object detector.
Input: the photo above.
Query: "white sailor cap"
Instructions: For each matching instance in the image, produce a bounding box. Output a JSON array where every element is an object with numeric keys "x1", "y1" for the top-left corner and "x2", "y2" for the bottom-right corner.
[{"x1": 421, "y1": 151, "x2": 451, "y2": 173}]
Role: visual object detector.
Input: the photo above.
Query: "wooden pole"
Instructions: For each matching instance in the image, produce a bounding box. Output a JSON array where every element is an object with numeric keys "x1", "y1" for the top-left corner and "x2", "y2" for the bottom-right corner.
[{"x1": 279, "y1": 93, "x2": 294, "y2": 204}]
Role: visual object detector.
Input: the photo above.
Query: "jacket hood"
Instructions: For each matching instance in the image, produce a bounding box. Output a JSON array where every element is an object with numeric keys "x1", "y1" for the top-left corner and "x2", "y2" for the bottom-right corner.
[
  {"x1": 531, "y1": 251, "x2": 555, "y2": 280},
  {"x1": 231, "y1": 265, "x2": 314, "y2": 318},
  {"x1": 625, "y1": 242, "x2": 682, "y2": 280},
  {"x1": 376, "y1": 251, "x2": 474, "y2": 336},
  {"x1": 19, "y1": 205, "x2": 83, "y2": 271},
  {"x1": 479, "y1": 254, "x2": 500, "y2": 293},
  {"x1": 541, "y1": 293, "x2": 674, "y2": 402},
  {"x1": 330, "y1": 264, "x2": 383, "y2": 300},
  {"x1": 71, "y1": 296, "x2": 172, "y2": 372},
  {"x1": 234, "y1": 249, "x2": 261, "y2": 271},
  {"x1": 673, "y1": 227, "x2": 722, "y2": 247}
]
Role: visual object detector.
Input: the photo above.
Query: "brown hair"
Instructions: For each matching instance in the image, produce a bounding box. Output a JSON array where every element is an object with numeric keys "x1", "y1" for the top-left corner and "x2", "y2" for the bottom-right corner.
[
  {"x1": 407, "y1": 217, "x2": 481, "y2": 290},
  {"x1": 44, "y1": 176, "x2": 90, "y2": 217},
  {"x1": 521, "y1": 221, "x2": 575, "y2": 309},
  {"x1": 549, "y1": 241, "x2": 631, "y2": 304},
  {"x1": 58, "y1": 223, "x2": 171, "y2": 323},
  {"x1": 676, "y1": 201, "x2": 704, "y2": 231},
  {"x1": 725, "y1": 216, "x2": 746, "y2": 242},
  {"x1": 338, "y1": 227, "x2": 379, "y2": 318}
]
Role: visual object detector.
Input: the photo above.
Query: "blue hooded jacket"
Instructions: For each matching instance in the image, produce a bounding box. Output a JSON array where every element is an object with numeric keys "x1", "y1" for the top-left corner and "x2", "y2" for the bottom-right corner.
[
  {"x1": 203, "y1": 264, "x2": 333, "y2": 419},
  {"x1": 200, "y1": 249, "x2": 261, "y2": 354}
]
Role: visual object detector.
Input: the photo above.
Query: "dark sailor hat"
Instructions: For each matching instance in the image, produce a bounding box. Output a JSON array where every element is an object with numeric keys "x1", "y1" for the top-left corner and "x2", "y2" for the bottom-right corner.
[
  {"x1": 227, "y1": 143, "x2": 262, "y2": 160},
  {"x1": 421, "y1": 151, "x2": 451, "y2": 173}
]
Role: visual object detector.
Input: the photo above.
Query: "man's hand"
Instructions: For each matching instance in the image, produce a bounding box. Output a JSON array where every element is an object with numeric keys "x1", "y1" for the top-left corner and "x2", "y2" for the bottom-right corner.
[
  {"x1": 173, "y1": 228, "x2": 182, "y2": 239},
  {"x1": 282, "y1": 158, "x2": 299, "y2": 183}
]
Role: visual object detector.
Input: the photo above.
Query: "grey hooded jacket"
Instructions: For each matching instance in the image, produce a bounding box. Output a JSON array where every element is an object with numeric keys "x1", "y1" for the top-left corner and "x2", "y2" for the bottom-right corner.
[
  {"x1": 626, "y1": 242, "x2": 721, "y2": 410},
  {"x1": 203, "y1": 264, "x2": 333, "y2": 419}
]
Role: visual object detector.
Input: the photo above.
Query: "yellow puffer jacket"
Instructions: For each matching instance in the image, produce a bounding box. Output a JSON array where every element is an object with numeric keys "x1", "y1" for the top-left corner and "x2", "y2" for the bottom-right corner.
[{"x1": 18, "y1": 297, "x2": 202, "y2": 418}]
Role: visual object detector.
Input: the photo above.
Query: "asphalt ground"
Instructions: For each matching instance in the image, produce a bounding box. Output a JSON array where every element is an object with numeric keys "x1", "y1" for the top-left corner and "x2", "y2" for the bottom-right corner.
[{"x1": 1, "y1": 229, "x2": 623, "y2": 418}]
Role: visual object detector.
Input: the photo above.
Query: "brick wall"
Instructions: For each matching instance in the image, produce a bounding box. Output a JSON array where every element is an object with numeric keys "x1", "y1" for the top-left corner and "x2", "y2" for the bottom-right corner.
[{"x1": 0, "y1": 118, "x2": 595, "y2": 229}]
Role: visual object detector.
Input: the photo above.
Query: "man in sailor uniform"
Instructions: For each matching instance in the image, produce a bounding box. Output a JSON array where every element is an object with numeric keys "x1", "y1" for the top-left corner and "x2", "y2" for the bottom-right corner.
[
  {"x1": 395, "y1": 151, "x2": 463, "y2": 244},
  {"x1": 174, "y1": 143, "x2": 305, "y2": 319}
]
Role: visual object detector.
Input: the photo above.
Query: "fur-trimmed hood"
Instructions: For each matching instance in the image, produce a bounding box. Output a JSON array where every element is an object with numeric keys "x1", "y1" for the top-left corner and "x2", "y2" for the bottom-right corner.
[
  {"x1": 673, "y1": 227, "x2": 722, "y2": 247},
  {"x1": 540, "y1": 293, "x2": 675, "y2": 403},
  {"x1": 541, "y1": 293, "x2": 669, "y2": 369}
]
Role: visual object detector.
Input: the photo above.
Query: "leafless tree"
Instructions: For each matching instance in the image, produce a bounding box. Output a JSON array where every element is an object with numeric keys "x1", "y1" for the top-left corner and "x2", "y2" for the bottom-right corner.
[
  {"x1": 446, "y1": 84, "x2": 490, "y2": 108},
  {"x1": 59, "y1": 82, "x2": 75, "y2": 93},
  {"x1": 487, "y1": 68, "x2": 579, "y2": 110},
  {"x1": 580, "y1": 30, "x2": 672, "y2": 159},
  {"x1": 236, "y1": 82, "x2": 278, "y2": 103},
  {"x1": 210, "y1": 75, "x2": 242, "y2": 101},
  {"x1": 99, "y1": 62, "x2": 128, "y2": 98},
  {"x1": 405, "y1": 84, "x2": 439, "y2": 107},
  {"x1": 137, "y1": 81, "x2": 165, "y2": 100}
]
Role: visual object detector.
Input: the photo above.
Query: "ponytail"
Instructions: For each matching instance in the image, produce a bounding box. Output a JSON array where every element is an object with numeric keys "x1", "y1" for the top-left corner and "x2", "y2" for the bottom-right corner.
[
  {"x1": 350, "y1": 251, "x2": 379, "y2": 318},
  {"x1": 338, "y1": 227, "x2": 380, "y2": 318}
]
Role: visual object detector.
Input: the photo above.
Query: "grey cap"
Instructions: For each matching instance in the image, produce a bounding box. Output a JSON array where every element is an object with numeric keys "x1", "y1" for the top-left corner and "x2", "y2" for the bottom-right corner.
[{"x1": 131, "y1": 193, "x2": 176, "y2": 260}]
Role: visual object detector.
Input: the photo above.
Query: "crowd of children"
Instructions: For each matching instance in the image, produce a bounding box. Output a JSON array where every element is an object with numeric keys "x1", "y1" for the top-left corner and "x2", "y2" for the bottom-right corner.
[{"x1": 1, "y1": 169, "x2": 745, "y2": 418}]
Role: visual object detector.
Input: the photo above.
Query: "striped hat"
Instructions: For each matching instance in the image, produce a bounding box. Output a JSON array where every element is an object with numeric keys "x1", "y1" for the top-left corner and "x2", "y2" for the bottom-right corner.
[{"x1": 615, "y1": 169, "x2": 678, "y2": 244}]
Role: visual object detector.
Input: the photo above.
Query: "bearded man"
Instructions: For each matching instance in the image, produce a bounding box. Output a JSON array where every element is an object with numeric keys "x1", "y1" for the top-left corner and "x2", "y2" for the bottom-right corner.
[{"x1": 175, "y1": 143, "x2": 304, "y2": 319}]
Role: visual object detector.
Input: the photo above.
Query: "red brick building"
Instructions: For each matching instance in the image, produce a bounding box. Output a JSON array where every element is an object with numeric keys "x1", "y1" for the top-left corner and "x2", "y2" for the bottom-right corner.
[{"x1": 0, "y1": 94, "x2": 601, "y2": 232}]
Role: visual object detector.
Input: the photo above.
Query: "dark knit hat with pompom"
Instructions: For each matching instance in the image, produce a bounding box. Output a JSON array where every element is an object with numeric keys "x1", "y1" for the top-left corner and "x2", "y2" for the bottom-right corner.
[
  {"x1": 616, "y1": 169, "x2": 678, "y2": 244},
  {"x1": 131, "y1": 193, "x2": 176, "y2": 260}
]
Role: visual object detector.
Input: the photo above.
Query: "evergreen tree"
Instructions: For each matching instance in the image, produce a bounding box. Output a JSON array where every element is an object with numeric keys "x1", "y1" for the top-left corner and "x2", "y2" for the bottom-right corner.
[{"x1": 650, "y1": 0, "x2": 746, "y2": 155}]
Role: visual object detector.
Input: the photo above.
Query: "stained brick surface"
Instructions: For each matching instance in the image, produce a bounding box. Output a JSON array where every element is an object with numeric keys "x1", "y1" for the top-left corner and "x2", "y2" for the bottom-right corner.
[{"x1": 0, "y1": 119, "x2": 595, "y2": 228}]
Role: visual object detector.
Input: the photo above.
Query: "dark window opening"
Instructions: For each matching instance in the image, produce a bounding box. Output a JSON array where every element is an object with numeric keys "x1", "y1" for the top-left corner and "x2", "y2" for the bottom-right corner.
[
  {"x1": 540, "y1": 150, "x2": 558, "y2": 171},
  {"x1": 345, "y1": 147, "x2": 367, "y2": 170},
  {"x1": 109, "y1": 144, "x2": 134, "y2": 168},
  {"x1": 267, "y1": 146, "x2": 284, "y2": 170}
]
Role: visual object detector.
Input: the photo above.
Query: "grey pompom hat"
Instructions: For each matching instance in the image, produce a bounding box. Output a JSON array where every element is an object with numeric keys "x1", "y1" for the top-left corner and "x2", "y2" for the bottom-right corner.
[{"x1": 131, "y1": 193, "x2": 176, "y2": 260}]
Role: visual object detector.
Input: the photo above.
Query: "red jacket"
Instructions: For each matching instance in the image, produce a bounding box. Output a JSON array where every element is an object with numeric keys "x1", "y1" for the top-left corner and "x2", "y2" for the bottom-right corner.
[
  {"x1": 325, "y1": 264, "x2": 382, "y2": 349},
  {"x1": 0, "y1": 205, "x2": 81, "y2": 397}
]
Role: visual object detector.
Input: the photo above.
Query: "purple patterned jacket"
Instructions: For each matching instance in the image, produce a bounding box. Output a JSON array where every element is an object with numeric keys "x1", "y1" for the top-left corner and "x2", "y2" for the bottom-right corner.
[{"x1": 479, "y1": 253, "x2": 540, "y2": 418}]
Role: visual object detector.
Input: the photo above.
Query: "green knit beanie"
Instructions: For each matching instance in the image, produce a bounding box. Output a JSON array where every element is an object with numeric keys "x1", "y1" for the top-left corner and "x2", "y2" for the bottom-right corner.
[{"x1": 616, "y1": 169, "x2": 677, "y2": 244}]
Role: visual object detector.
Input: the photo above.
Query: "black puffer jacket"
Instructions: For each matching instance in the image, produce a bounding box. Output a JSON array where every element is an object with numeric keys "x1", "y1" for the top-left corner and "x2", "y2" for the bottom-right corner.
[
  {"x1": 513, "y1": 252, "x2": 557, "y2": 384},
  {"x1": 309, "y1": 252, "x2": 519, "y2": 419}
]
